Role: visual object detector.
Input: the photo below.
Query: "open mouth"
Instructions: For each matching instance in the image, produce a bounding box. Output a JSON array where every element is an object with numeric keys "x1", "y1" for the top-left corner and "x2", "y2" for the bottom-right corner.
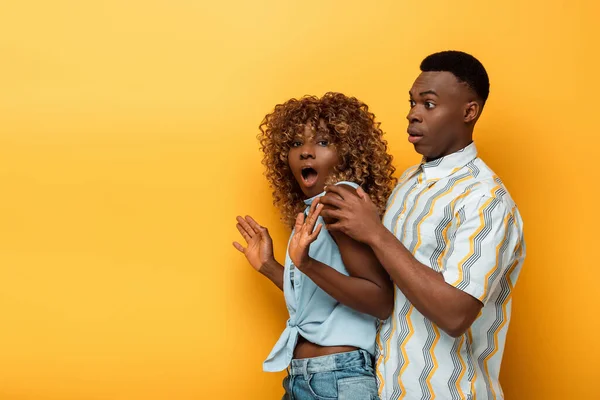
[{"x1": 301, "y1": 167, "x2": 319, "y2": 187}]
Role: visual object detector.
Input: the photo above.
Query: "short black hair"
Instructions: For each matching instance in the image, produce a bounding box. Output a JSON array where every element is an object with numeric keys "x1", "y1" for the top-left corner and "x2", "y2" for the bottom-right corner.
[{"x1": 420, "y1": 50, "x2": 490, "y2": 105}]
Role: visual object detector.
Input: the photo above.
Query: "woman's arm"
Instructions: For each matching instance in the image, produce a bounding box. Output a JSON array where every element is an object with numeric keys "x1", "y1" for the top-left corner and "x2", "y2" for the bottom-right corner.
[{"x1": 289, "y1": 196, "x2": 394, "y2": 319}]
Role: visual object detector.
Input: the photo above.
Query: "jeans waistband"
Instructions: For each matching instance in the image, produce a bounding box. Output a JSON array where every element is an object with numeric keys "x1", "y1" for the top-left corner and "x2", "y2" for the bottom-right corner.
[{"x1": 287, "y1": 349, "x2": 373, "y2": 376}]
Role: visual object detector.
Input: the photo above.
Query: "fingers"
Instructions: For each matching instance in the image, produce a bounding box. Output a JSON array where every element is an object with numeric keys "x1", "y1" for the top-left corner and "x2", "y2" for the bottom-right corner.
[
  {"x1": 308, "y1": 223, "x2": 323, "y2": 241},
  {"x1": 236, "y1": 216, "x2": 256, "y2": 238},
  {"x1": 309, "y1": 197, "x2": 320, "y2": 214},
  {"x1": 232, "y1": 241, "x2": 246, "y2": 253},
  {"x1": 356, "y1": 186, "x2": 368, "y2": 200},
  {"x1": 236, "y1": 223, "x2": 253, "y2": 243},
  {"x1": 319, "y1": 193, "x2": 344, "y2": 208},
  {"x1": 356, "y1": 186, "x2": 374, "y2": 205},
  {"x1": 324, "y1": 184, "x2": 352, "y2": 199},
  {"x1": 324, "y1": 220, "x2": 343, "y2": 232},
  {"x1": 320, "y1": 208, "x2": 344, "y2": 221},
  {"x1": 306, "y1": 199, "x2": 320, "y2": 219},
  {"x1": 303, "y1": 202, "x2": 323, "y2": 232},
  {"x1": 308, "y1": 203, "x2": 323, "y2": 225},
  {"x1": 294, "y1": 213, "x2": 305, "y2": 232},
  {"x1": 305, "y1": 198, "x2": 323, "y2": 225},
  {"x1": 245, "y1": 215, "x2": 266, "y2": 234}
]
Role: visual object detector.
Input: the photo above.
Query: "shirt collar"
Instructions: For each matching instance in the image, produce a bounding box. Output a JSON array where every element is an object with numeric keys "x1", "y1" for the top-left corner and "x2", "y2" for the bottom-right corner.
[{"x1": 420, "y1": 142, "x2": 478, "y2": 181}]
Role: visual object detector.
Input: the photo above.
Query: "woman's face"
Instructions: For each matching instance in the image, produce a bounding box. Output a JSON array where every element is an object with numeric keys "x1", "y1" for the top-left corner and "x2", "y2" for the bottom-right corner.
[{"x1": 287, "y1": 120, "x2": 340, "y2": 199}]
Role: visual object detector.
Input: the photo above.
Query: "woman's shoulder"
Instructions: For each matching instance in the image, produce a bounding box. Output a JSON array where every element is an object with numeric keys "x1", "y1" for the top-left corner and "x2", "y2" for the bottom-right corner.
[{"x1": 333, "y1": 181, "x2": 359, "y2": 191}]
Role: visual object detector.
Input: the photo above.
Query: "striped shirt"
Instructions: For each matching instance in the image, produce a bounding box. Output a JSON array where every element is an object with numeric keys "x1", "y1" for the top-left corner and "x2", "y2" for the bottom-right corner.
[{"x1": 376, "y1": 142, "x2": 525, "y2": 400}]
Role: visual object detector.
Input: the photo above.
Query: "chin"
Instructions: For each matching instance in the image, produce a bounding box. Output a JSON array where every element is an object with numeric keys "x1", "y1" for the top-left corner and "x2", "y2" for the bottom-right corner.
[
  {"x1": 413, "y1": 144, "x2": 428, "y2": 157},
  {"x1": 414, "y1": 144, "x2": 437, "y2": 160}
]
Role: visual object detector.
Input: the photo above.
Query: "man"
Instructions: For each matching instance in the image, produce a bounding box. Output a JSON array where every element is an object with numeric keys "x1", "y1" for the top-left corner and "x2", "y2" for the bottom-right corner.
[{"x1": 320, "y1": 50, "x2": 525, "y2": 400}]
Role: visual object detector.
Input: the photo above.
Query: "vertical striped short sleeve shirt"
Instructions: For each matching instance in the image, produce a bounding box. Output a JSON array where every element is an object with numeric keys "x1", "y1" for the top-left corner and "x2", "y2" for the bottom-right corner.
[{"x1": 376, "y1": 142, "x2": 526, "y2": 400}]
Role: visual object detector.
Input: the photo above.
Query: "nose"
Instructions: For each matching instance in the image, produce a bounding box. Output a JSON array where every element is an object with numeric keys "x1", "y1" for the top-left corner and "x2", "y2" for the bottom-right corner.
[
  {"x1": 300, "y1": 143, "x2": 315, "y2": 160},
  {"x1": 407, "y1": 106, "x2": 423, "y2": 124}
]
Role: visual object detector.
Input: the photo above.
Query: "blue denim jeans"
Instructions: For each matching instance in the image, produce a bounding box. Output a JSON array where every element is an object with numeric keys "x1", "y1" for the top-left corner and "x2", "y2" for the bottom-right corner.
[{"x1": 282, "y1": 350, "x2": 380, "y2": 400}]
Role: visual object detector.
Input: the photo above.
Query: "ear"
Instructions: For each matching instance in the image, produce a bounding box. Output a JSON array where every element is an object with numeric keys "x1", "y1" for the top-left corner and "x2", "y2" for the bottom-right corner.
[{"x1": 463, "y1": 101, "x2": 481, "y2": 124}]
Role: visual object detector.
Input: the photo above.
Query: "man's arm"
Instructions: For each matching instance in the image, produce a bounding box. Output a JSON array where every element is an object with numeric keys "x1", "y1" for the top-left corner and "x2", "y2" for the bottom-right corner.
[
  {"x1": 365, "y1": 224, "x2": 481, "y2": 337},
  {"x1": 321, "y1": 185, "x2": 516, "y2": 337}
]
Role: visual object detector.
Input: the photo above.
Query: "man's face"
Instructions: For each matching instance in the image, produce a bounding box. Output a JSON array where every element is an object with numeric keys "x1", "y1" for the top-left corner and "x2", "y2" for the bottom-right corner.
[{"x1": 407, "y1": 71, "x2": 474, "y2": 160}]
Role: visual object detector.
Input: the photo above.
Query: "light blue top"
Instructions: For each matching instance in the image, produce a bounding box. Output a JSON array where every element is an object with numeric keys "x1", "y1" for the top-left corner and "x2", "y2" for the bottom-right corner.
[{"x1": 263, "y1": 181, "x2": 378, "y2": 372}]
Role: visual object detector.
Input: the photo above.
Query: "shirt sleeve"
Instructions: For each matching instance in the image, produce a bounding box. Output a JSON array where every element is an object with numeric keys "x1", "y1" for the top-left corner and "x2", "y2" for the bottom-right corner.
[{"x1": 442, "y1": 193, "x2": 521, "y2": 304}]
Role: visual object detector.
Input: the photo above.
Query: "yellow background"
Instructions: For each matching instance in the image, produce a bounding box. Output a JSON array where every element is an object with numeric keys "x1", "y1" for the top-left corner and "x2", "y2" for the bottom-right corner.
[{"x1": 1, "y1": 1, "x2": 598, "y2": 399}]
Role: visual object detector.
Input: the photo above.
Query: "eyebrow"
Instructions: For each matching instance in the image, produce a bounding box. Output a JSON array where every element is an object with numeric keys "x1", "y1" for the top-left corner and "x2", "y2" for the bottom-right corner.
[{"x1": 409, "y1": 90, "x2": 439, "y2": 97}]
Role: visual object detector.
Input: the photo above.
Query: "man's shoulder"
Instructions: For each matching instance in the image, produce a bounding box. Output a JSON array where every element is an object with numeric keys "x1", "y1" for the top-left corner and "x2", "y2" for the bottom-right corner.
[
  {"x1": 466, "y1": 158, "x2": 516, "y2": 205},
  {"x1": 451, "y1": 161, "x2": 523, "y2": 229}
]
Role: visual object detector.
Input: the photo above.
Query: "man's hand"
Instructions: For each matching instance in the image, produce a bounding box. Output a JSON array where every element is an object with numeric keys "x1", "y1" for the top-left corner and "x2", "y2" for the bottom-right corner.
[{"x1": 320, "y1": 186, "x2": 384, "y2": 244}]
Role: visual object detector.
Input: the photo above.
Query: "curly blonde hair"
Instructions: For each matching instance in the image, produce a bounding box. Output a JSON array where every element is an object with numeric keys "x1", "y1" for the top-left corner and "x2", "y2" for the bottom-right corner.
[{"x1": 258, "y1": 92, "x2": 397, "y2": 228}]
